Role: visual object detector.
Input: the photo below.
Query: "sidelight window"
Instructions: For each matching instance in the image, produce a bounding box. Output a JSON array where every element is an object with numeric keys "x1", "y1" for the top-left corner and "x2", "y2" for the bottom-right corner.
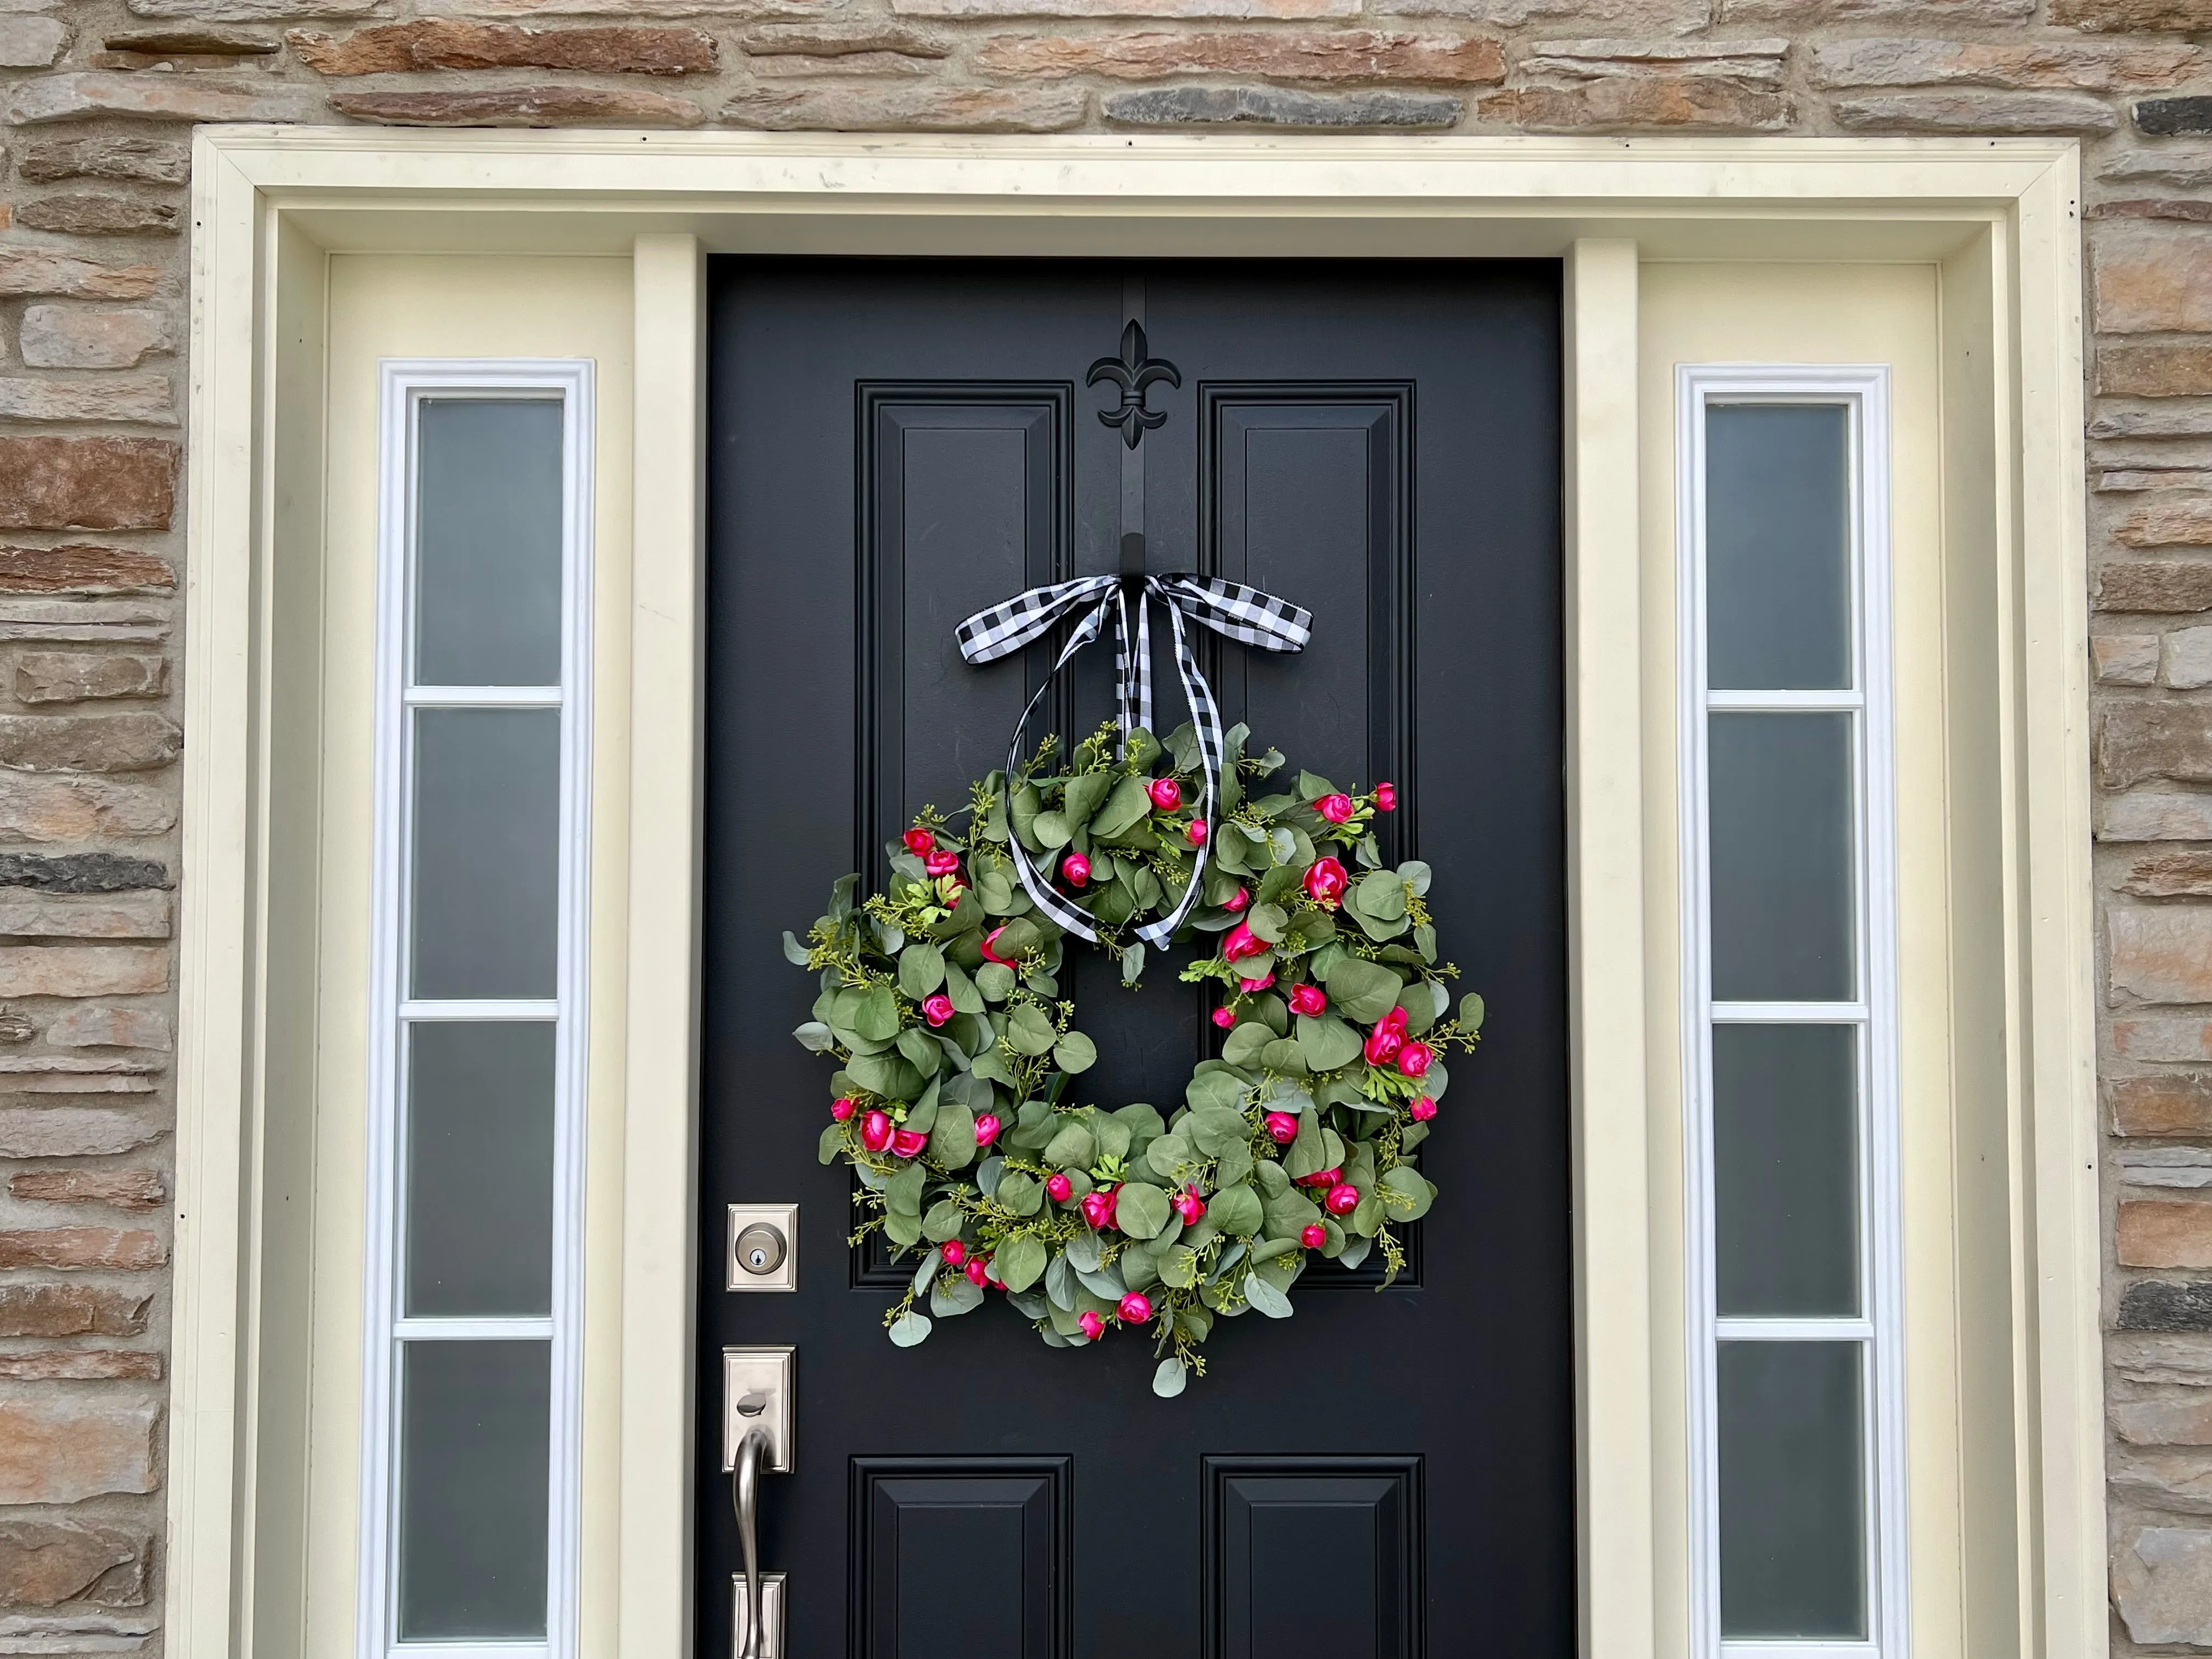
[
  {"x1": 360, "y1": 365, "x2": 593, "y2": 1659},
  {"x1": 1679, "y1": 369, "x2": 1906, "y2": 1659}
]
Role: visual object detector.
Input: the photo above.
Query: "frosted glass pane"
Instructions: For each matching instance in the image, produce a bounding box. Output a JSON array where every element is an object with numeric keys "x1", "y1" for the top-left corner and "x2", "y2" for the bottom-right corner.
[
  {"x1": 1706, "y1": 403, "x2": 1851, "y2": 691},
  {"x1": 410, "y1": 708, "x2": 560, "y2": 1000},
  {"x1": 415, "y1": 399, "x2": 563, "y2": 688},
  {"x1": 1718, "y1": 1341, "x2": 1866, "y2": 1639},
  {"x1": 397, "y1": 1339, "x2": 550, "y2": 1640},
  {"x1": 1714, "y1": 1024, "x2": 1859, "y2": 1317},
  {"x1": 1708, "y1": 712, "x2": 1855, "y2": 1003},
  {"x1": 404, "y1": 1022, "x2": 556, "y2": 1318}
]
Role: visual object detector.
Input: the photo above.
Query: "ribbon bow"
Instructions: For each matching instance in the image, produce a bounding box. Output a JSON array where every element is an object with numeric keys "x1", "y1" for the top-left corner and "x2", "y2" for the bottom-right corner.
[{"x1": 955, "y1": 573, "x2": 1312, "y2": 948}]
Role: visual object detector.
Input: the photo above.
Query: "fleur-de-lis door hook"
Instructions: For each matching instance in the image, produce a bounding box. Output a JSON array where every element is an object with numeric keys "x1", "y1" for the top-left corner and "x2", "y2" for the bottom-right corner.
[{"x1": 1087, "y1": 320, "x2": 1182, "y2": 449}]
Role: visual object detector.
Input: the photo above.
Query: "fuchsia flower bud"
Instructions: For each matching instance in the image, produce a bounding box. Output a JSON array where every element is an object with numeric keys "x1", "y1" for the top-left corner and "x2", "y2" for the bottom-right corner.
[
  {"x1": 1239, "y1": 972, "x2": 1276, "y2": 994},
  {"x1": 1288, "y1": 984, "x2": 1328, "y2": 1017},
  {"x1": 1060, "y1": 851, "x2": 1091, "y2": 888},
  {"x1": 1304, "y1": 856, "x2": 1348, "y2": 908},
  {"x1": 1316, "y1": 793, "x2": 1355, "y2": 825},
  {"x1": 1186, "y1": 820, "x2": 1208, "y2": 847},
  {"x1": 1264, "y1": 1111, "x2": 1300, "y2": 1144},
  {"x1": 1364, "y1": 1006, "x2": 1410, "y2": 1067},
  {"x1": 1212, "y1": 1007, "x2": 1238, "y2": 1029},
  {"x1": 1148, "y1": 777, "x2": 1182, "y2": 812},
  {"x1": 861, "y1": 1110, "x2": 893, "y2": 1152},
  {"x1": 1118, "y1": 1292, "x2": 1153, "y2": 1324},
  {"x1": 1299, "y1": 1165, "x2": 1342, "y2": 1189},
  {"x1": 1223, "y1": 887, "x2": 1251, "y2": 913},
  {"x1": 1045, "y1": 1172, "x2": 1074, "y2": 1203},
  {"x1": 980, "y1": 926, "x2": 1015, "y2": 966},
  {"x1": 903, "y1": 827, "x2": 935, "y2": 855},
  {"x1": 1080, "y1": 1184, "x2": 1120, "y2": 1230},
  {"x1": 1409, "y1": 1095, "x2": 1437, "y2": 1122},
  {"x1": 966, "y1": 1256, "x2": 990, "y2": 1287},
  {"x1": 974, "y1": 1113, "x2": 1002, "y2": 1148},
  {"x1": 890, "y1": 1128, "x2": 928, "y2": 1159},
  {"x1": 1397, "y1": 1041, "x2": 1434, "y2": 1079},
  {"x1": 1325, "y1": 1182, "x2": 1361, "y2": 1216},
  {"x1": 941, "y1": 1239, "x2": 966, "y2": 1267},
  {"x1": 922, "y1": 993, "x2": 956, "y2": 1028},
  {"x1": 1175, "y1": 1186, "x2": 1205, "y2": 1225},
  {"x1": 924, "y1": 850, "x2": 961, "y2": 878},
  {"x1": 1301, "y1": 1223, "x2": 1329, "y2": 1249},
  {"x1": 831, "y1": 1096, "x2": 856, "y2": 1122},
  {"x1": 1374, "y1": 782, "x2": 1397, "y2": 812},
  {"x1": 1078, "y1": 1311, "x2": 1105, "y2": 1341},
  {"x1": 1221, "y1": 921, "x2": 1266, "y2": 963}
]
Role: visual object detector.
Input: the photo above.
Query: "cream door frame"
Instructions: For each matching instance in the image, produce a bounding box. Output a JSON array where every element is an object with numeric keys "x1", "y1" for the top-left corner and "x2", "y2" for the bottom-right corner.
[{"x1": 177, "y1": 131, "x2": 2094, "y2": 1659}]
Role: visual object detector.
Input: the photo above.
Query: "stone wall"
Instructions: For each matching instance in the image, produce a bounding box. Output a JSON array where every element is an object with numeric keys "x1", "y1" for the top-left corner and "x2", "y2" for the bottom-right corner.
[{"x1": 1, "y1": 0, "x2": 2208, "y2": 1647}]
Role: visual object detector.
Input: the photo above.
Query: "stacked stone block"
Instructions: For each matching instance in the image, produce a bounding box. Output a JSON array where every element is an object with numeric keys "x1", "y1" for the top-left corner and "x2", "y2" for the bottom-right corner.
[{"x1": 0, "y1": 0, "x2": 2208, "y2": 1646}]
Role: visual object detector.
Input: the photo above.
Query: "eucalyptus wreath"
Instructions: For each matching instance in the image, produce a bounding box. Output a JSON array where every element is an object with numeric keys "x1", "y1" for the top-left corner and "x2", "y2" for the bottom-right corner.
[{"x1": 786, "y1": 719, "x2": 1485, "y2": 1397}]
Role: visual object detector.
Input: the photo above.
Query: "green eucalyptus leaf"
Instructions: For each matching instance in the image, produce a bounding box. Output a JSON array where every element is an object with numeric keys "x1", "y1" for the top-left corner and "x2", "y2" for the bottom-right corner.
[
  {"x1": 1215, "y1": 1139, "x2": 1254, "y2": 1188},
  {"x1": 1357, "y1": 870, "x2": 1408, "y2": 921},
  {"x1": 1043, "y1": 1121, "x2": 1096, "y2": 1171},
  {"x1": 1246, "y1": 902, "x2": 1289, "y2": 945},
  {"x1": 898, "y1": 942, "x2": 946, "y2": 998},
  {"x1": 1460, "y1": 991, "x2": 1486, "y2": 1031},
  {"x1": 849, "y1": 985, "x2": 902, "y2": 1043},
  {"x1": 846, "y1": 1051, "x2": 923, "y2": 1103},
  {"x1": 1243, "y1": 1272, "x2": 1293, "y2": 1318},
  {"x1": 1062, "y1": 771, "x2": 1111, "y2": 830},
  {"x1": 1186, "y1": 1106, "x2": 1249, "y2": 1158},
  {"x1": 1260, "y1": 1037, "x2": 1308, "y2": 1075},
  {"x1": 793, "y1": 1021, "x2": 836, "y2": 1053},
  {"x1": 896, "y1": 1026, "x2": 943, "y2": 1076},
  {"x1": 885, "y1": 1162, "x2": 925, "y2": 1217},
  {"x1": 931, "y1": 1274, "x2": 985, "y2": 1317},
  {"x1": 1220, "y1": 1022, "x2": 1273, "y2": 1068},
  {"x1": 1398, "y1": 859, "x2": 1433, "y2": 897},
  {"x1": 1007, "y1": 1003, "x2": 1058, "y2": 1057},
  {"x1": 883, "y1": 1208, "x2": 922, "y2": 1248},
  {"x1": 1382, "y1": 1165, "x2": 1436, "y2": 1220},
  {"x1": 1208, "y1": 1183, "x2": 1264, "y2": 1237},
  {"x1": 1054, "y1": 1031, "x2": 1098, "y2": 1073},
  {"x1": 929, "y1": 1102, "x2": 976, "y2": 1170},
  {"x1": 1323, "y1": 956, "x2": 1404, "y2": 1024},
  {"x1": 816, "y1": 1122, "x2": 846, "y2": 1165},
  {"x1": 1153, "y1": 1358, "x2": 1188, "y2": 1398},
  {"x1": 1147, "y1": 1132, "x2": 1194, "y2": 1182},
  {"x1": 888, "y1": 1310, "x2": 932, "y2": 1347},
  {"x1": 943, "y1": 958, "x2": 986, "y2": 1015},
  {"x1": 1263, "y1": 1188, "x2": 1322, "y2": 1237},
  {"x1": 1092, "y1": 774, "x2": 1154, "y2": 839},
  {"x1": 995, "y1": 1234, "x2": 1048, "y2": 1293},
  {"x1": 975, "y1": 962, "x2": 1016, "y2": 1002},
  {"x1": 1120, "y1": 942, "x2": 1147, "y2": 986},
  {"x1": 997, "y1": 1171, "x2": 1043, "y2": 1217},
  {"x1": 1032, "y1": 810, "x2": 1072, "y2": 851},
  {"x1": 1294, "y1": 1014, "x2": 1364, "y2": 1071},
  {"x1": 1115, "y1": 1181, "x2": 1173, "y2": 1240},
  {"x1": 1185, "y1": 1071, "x2": 1246, "y2": 1114},
  {"x1": 782, "y1": 929, "x2": 812, "y2": 967}
]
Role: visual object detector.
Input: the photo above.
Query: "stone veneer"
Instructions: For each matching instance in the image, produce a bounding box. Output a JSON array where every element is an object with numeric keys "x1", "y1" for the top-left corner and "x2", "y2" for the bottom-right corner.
[{"x1": 2, "y1": 0, "x2": 2210, "y2": 1649}]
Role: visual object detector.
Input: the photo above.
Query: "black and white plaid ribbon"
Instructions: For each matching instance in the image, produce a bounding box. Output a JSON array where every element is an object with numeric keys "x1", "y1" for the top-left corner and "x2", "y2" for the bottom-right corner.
[{"x1": 955, "y1": 574, "x2": 1311, "y2": 947}]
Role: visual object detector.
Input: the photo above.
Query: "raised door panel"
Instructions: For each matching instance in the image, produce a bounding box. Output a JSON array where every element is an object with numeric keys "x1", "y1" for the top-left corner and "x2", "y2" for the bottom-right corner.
[{"x1": 852, "y1": 1458, "x2": 1071, "y2": 1658}]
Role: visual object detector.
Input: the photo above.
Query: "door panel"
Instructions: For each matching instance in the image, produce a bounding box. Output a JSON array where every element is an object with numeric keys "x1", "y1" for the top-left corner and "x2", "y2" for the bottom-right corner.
[{"x1": 703, "y1": 259, "x2": 1568, "y2": 1656}]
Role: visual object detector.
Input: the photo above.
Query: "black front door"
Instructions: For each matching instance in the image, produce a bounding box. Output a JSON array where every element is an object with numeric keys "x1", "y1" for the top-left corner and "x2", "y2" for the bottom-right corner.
[{"x1": 701, "y1": 259, "x2": 1570, "y2": 1657}]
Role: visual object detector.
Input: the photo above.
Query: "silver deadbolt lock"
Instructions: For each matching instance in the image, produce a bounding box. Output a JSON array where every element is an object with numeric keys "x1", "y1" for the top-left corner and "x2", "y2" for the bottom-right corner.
[
  {"x1": 736, "y1": 1224, "x2": 787, "y2": 1276},
  {"x1": 726, "y1": 1203, "x2": 798, "y2": 1292}
]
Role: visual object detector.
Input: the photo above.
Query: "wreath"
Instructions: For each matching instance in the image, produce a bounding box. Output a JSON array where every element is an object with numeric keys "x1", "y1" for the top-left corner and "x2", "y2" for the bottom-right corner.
[{"x1": 786, "y1": 712, "x2": 1484, "y2": 1396}]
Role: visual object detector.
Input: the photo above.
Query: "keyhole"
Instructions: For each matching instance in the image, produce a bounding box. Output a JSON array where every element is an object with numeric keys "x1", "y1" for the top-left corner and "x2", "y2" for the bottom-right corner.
[
  {"x1": 733, "y1": 1221, "x2": 787, "y2": 1277},
  {"x1": 748, "y1": 1248, "x2": 768, "y2": 1269}
]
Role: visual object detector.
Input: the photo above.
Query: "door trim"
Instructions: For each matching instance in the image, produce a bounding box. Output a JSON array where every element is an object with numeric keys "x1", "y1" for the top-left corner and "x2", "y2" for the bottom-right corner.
[{"x1": 177, "y1": 133, "x2": 2093, "y2": 1659}]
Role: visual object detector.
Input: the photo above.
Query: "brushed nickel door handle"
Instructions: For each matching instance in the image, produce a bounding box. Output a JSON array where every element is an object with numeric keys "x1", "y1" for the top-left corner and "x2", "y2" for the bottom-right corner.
[{"x1": 731, "y1": 1426, "x2": 770, "y2": 1659}]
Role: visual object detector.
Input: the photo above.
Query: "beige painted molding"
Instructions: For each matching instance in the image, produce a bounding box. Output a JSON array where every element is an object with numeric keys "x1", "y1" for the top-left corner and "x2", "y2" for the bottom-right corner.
[{"x1": 177, "y1": 129, "x2": 2094, "y2": 1659}]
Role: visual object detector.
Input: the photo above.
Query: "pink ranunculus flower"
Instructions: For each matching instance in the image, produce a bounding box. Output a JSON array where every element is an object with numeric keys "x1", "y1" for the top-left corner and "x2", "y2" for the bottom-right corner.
[
  {"x1": 1301, "y1": 1223, "x2": 1328, "y2": 1249},
  {"x1": 861, "y1": 1110, "x2": 893, "y2": 1152},
  {"x1": 1223, "y1": 887, "x2": 1250, "y2": 913},
  {"x1": 921, "y1": 993, "x2": 956, "y2": 1027},
  {"x1": 1288, "y1": 984, "x2": 1328, "y2": 1017},
  {"x1": 1118, "y1": 1292, "x2": 1153, "y2": 1324},
  {"x1": 1324, "y1": 1182, "x2": 1361, "y2": 1216},
  {"x1": 830, "y1": 1096, "x2": 856, "y2": 1122},
  {"x1": 1316, "y1": 793, "x2": 1355, "y2": 825},
  {"x1": 903, "y1": 827, "x2": 935, "y2": 855},
  {"x1": 1148, "y1": 777, "x2": 1182, "y2": 811},
  {"x1": 941, "y1": 1239, "x2": 966, "y2": 1267},
  {"x1": 1373, "y1": 781, "x2": 1397, "y2": 812},
  {"x1": 1264, "y1": 1111, "x2": 1299, "y2": 1144},
  {"x1": 1078, "y1": 1311, "x2": 1105, "y2": 1341},
  {"x1": 1409, "y1": 1094, "x2": 1437, "y2": 1122},
  {"x1": 1364, "y1": 1006, "x2": 1408, "y2": 1067},
  {"x1": 1045, "y1": 1172, "x2": 1074, "y2": 1203},
  {"x1": 1060, "y1": 850, "x2": 1091, "y2": 887},
  {"x1": 1174, "y1": 1186, "x2": 1205, "y2": 1225},
  {"x1": 974, "y1": 1113, "x2": 1002, "y2": 1147},
  {"x1": 980, "y1": 926, "x2": 1015, "y2": 965},
  {"x1": 1186, "y1": 819, "x2": 1208, "y2": 847},
  {"x1": 890, "y1": 1128, "x2": 928, "y2": 1159},
  {"x1": 924, "y1": 849, "x2": 961, "y2": 878},
  {"x1": 967, "y1": 1256, "x2": 990, "y2": 1286},
  {"x1": 1239, "y1": 972, "x2": 1275, "y2": 994},
  {"x1": 1397, "y1": 1041, "x2": 1434, "y2": 1079},
  {"x1": 1212, "y1": 1006, "x2": 1238, "y2": 1029},
  {"x1": 1221, "y1": 920, "x2": 1266, "y2": 963},
  {"x1": 1304, "y1": 856, "x2": 1348, "y2": 908}
]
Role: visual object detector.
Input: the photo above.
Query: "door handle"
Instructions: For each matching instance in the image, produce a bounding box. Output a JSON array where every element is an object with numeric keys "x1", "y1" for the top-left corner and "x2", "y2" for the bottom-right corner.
[{"x1": 732, "y1": 1426, "x2": 771, "y2": 1659}]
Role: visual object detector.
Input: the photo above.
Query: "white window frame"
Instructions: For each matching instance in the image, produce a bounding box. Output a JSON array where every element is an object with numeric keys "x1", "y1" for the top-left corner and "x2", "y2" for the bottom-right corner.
[
  {"x1": 359, "y1": 359, "x2": 596, "y2": 1659},
  {"x1": 1677, "y1": 364, "x2": 1908, "y2": 1659}
]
